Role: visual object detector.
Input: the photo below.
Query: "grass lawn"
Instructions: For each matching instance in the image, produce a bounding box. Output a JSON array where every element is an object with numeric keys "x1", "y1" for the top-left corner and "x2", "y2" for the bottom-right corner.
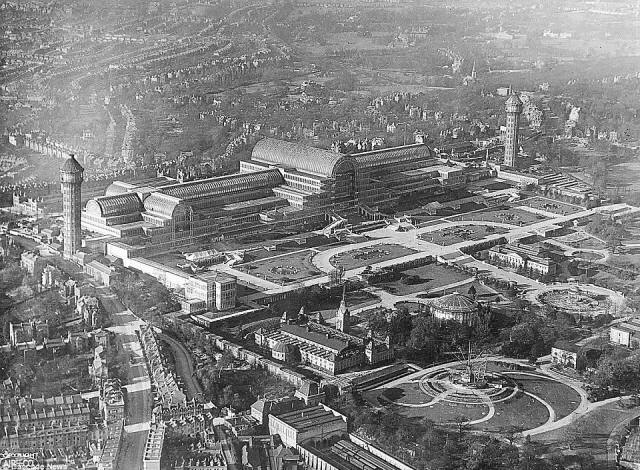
[
  {"x1": 503, "y1": 372, "x2": 581, "y2": 420},
  {"x1": 519, "y1": 197, "x2": 584, "y2": 216},
  {"x1": 238, "y1": 249, "x2": 323, "y2": 284},
  {"x1": 382, "y1": 383, "x2": 433, "y2": 405},
  {"x1": 376, "y1": 262, "x2": 471, "y2": 295},
  {"x1": 475, "y1": 390, "x2": 549, "y2": 432},
  {"x1": 312, "y1": 290, "x2": 382, "y2": 318},
  {"x1": 420, "y1": 224, "x2": 508, "y2": 246},
  {"x1": 556, "y1": 231, "x2": 608, "y2": 250},
  {"x1": 569, "y1": 238, "x2": 608, "y2": 250},
  {"x1": 330, "y1": 244, "x2": 417, "y2": 270},
  {"x1": 270, "y1": 289, "x2": 380, "y2": 319},
  {"x1": 533, "y1": 401, "x2": 633, "y2": 462},
  {"x1": 447, "y1": 206, "x2": 550, "y2": 226},
  {"x1": 395, "y1": 399, "x2": 489, "y2": 422},
  {"x1": 363, "y1": 387, "x2": 489, "y2": 422},
  {"x1": 394, "y1": 301, "x2": 426, "y2": 313}
]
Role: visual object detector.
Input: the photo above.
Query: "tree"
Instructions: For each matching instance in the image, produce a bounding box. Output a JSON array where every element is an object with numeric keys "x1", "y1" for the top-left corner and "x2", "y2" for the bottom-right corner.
[
  {"x1": 0, "y1": 263, "x2": 24, "y2": 292},
  {"x1": 408, "y1": 316, "x2": 443, "y2": 362},
  {"x1": 361, "y1": 309, "x2": 389, "y2": 336},
  {"x1": 216, "y1": 350, "x2": 234, "y2": 379},
  {"x1": 562, "y1": 423, "x2": 586, "y2": 451},
  {"x1": 221, "y1": 384, "x2": 235, "y2": 407},
  {"x1": 390, "y1": 308, "x2": 412, "y2": 345},
  {"x1": 452, "y1": 414, "x2": 468, "y2": 436},
  {"x1": 463, "y1": 439, "x2": 519, "y2": 469},
  {"x1": 502, "y1": 424, "x2": 525, "y2": 446}
]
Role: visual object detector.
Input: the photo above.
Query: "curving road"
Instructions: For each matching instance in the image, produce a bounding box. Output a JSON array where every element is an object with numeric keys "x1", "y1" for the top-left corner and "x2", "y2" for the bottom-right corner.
[{"x1": 157, "y1": 332, "x2": 204, "y2": 400}]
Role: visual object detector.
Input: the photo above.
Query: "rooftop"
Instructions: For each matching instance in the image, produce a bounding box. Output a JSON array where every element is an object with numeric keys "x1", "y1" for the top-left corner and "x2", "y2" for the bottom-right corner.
[
  {"x1": 252, "y1": 138, "x2": 347, "y2": 178},
  {"x1": 431, "y1": 292, "x2": 478, "y2": 314},
  {"x1": 281, "y1": 324, "x2": 349, "y2": 353},
  {"x1": 553, "y1": 341, "x2": 581, "y2": 354},
  {"x1": 61, "y1": 154, "x2": 84, "y2": 173},
  {"x1": 274, "y1": 405, "x2": 346, "y2": 433},
  {"x1": 613, "y1": 320, "x2": 640, "y2": 335},
  {"x1": 144, "y1": 424, "x2": 165, "y2": 461}
]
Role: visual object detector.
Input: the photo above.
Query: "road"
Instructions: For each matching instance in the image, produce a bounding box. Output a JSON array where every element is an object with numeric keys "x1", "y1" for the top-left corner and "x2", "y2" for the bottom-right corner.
[
  {"x1": 157, "y1": 332, "x2": 204, "y2": 400},
  {"x1": 99, "y1": 289, "x2": 152, "y2": 470},
  {"x1": 215, "y1": 425, "x2": 241, "y2": 470}
]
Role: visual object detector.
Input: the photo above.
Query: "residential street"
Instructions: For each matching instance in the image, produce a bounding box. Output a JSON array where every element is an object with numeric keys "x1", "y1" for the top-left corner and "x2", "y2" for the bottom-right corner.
[{"x1": 99, "y1": 289, "x2": 152, "y2": 470}]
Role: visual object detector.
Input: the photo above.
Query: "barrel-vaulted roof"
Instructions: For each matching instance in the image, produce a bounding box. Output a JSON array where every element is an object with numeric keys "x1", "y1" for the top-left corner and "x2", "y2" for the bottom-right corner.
[
  {"x1": 85, "y1": 194, "x2": 142, "y2": 217},
  {"x1": 251, "y1": 138, "x2": 349, "y2": 177},
  {"x1": 351, "y1": 143, "x2": 433, "y2": 169},
  {"x1": 158, "y1": 169, "x2": 284, "y2": 201},
  {"x1": 104, "y1": 182, "x2": 129, "y2": 197},
  {"x1": 143, "y1": 193, "x2": 182, "y2": 219}
]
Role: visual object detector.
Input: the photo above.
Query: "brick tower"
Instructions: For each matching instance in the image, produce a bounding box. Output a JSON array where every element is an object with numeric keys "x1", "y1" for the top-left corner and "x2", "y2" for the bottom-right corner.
[
  {"x1": 60, "y1": 154, "x2": 84, "y2": 259},
  {"x1": 504, "y1": 92, "x2": 523, "y2": 168}
]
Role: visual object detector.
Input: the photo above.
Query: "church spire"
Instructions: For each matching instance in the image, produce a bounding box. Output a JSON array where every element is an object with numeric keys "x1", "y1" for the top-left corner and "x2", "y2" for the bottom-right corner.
[{"x1": 336, "y1": 283, "x2": 350, "y2": 333}]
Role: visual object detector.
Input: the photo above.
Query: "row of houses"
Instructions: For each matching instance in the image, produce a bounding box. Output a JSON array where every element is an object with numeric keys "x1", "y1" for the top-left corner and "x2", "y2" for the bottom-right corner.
[{"x1": 551, "y1": 319, "x2": 640, "y2": 370}]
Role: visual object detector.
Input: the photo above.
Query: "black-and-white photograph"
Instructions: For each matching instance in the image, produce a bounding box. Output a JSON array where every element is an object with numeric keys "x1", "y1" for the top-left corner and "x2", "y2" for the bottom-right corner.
[{"x1": 0, "y1": 1, "x2": 639, "y2": 468}]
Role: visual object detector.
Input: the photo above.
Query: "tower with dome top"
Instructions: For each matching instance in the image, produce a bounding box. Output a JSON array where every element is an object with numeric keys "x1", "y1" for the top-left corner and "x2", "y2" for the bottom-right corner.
[
  {"x1": 60, "y1": 154, "x2": 84, "y2": 259},
  {"x1": 504, "y1": 92, "x2": 523, "y2": 168}
]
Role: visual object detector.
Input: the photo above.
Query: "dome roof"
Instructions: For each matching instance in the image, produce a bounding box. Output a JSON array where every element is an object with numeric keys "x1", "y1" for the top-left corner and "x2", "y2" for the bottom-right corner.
[
  {"x1": 61, "y1": 154, "x2": 84, "y2": 173},
  {"x1": 273, "y1": 342, "x2": 296, "y2": 354},
  {"x1": 432, "y1": 292, "x2": 477, "y2": 314}
]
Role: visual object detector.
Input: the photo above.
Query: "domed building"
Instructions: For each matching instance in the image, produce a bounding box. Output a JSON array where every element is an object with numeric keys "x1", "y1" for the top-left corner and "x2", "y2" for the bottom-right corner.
[
  {"x1": 271, "y1": 341, "x2": 298, "y2": 363},
  {"x1": 430, "y1": 292, "x2": 479, "y2": 325}
]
